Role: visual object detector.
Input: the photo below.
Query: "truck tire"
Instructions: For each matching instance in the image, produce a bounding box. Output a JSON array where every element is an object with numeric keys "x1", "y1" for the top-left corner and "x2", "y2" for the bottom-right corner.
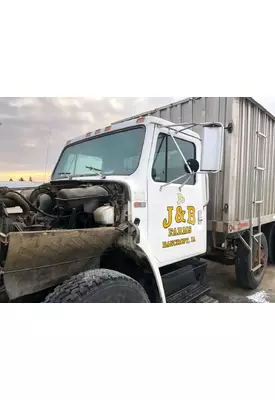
[
  {"x1": 44, "y1": 269, "x2": 150, "y2": 303},
  {"x1": 235, "y1": 231, "x2": 268, "y2": 290},
  {"x1": 262, "y1": 223, "x2": 275, "y2": 264}
]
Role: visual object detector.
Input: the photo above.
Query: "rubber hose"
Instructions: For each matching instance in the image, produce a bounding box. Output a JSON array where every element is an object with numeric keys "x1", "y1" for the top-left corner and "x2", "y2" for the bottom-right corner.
[
  {"x1": 2, "y1": 198, "x2": 17, "y2": 208},
  {"x1": 29, "y1": 186, "x2": 52, "y2": 204},
  {"x1": 5, "y1": 192, "x2": 30, "y2": 215},
  {"x1": 6, "y1": 190, "x2": 68, "y2": 219},
  {"x1": 37, "y1": 194, "x2": 53, "y2": 213}
]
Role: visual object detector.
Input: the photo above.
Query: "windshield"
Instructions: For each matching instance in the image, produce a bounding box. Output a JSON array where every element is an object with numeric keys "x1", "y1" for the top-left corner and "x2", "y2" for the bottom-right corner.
[{"x1": 52, "y1": 126, "x2": 146, "y2": 180}]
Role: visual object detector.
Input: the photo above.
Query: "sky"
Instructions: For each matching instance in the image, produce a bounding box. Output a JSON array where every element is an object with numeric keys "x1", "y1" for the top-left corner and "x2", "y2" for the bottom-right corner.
[{"x1": 0, "y1": 96, "x2": 274, "y2": 182}]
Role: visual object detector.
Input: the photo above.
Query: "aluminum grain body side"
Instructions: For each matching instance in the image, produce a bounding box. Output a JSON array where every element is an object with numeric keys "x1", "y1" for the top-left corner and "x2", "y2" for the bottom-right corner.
[{"x1": 114, "y1": 97, "x2": 275, "y2": 234}]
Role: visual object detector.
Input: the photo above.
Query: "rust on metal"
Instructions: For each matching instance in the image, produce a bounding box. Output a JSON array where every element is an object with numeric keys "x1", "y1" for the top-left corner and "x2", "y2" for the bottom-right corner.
[{"x1": 4, "y1": 226, "x2": 125, "y2": 300}]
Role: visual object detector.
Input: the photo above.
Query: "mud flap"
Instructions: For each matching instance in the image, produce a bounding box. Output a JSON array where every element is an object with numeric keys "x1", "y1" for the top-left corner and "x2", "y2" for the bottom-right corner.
[{"x1": 3, "y1": 226, "x2": 125, "y2": 300}]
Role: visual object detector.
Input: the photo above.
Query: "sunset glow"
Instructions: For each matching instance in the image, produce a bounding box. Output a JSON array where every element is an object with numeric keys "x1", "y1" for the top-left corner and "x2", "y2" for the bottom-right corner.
[{"x1": 0, "y1": 170, "x2": 51, "y2": 182}]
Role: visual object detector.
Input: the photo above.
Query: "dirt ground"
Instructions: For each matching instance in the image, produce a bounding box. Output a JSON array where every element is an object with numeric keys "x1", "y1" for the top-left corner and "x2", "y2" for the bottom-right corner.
[{"x1": 207, "y1": 260, "x2": 275, "y2": 303}]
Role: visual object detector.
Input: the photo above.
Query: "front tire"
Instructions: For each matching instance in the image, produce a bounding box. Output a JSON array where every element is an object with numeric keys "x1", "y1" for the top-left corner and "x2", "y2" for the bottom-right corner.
[
  {"x1": 235, "y1": 231, "x2": 268, "y2": 290},
  {"x1": 44, "y1": 269, "x2": 150, "y2": 303}
]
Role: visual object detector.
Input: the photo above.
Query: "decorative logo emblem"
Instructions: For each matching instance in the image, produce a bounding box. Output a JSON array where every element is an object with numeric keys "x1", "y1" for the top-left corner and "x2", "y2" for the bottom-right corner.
[{"x1": 177, "y1": 193, "x2": 185, "y2": 205}]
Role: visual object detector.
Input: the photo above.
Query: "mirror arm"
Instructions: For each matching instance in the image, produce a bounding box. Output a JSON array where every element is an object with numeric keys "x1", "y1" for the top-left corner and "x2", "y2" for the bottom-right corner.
[
  {"x1": 168, "y1": 129, "x2": 192, "y2": 174},
  {"x1": 161, "y1": 122, "x2": 224, "y2": 132},
  {"x1": 159, "y1": 173, "x2": 189, "y2": 191},
  {"x1": 158, "y1": 122, "x2": 224, "y2": 191},
  {"x1": 179, "y1": 171, "x2": 212, "y2": 191},
  {"x1": 179, "y1": 175, "x2": 193, "y2": 191},
  {"x1": 160, "y1": 170, "x2": 212, "y2": 192}
]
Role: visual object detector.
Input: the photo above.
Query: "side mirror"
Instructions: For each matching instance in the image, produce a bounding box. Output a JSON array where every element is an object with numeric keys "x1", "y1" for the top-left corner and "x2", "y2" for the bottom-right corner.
[
  {"x1": 201, "y1": 123, "x2": 224, "y2": 172},
  {"x1": 184, "y1": 159, "x2": 200, "y2": 174}
]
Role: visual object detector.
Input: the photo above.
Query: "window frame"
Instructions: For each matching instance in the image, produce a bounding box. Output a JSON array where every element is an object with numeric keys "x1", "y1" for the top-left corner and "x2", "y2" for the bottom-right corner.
[
  {"x1": 51, "y1": 125, "x2": 146, "y2": 180},
  {"x1": 151, "y1": 132, "x2": 197, "y2": 186}
]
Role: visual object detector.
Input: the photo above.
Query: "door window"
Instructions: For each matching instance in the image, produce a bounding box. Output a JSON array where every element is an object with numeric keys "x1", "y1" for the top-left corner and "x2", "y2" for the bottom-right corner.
[{"x1": 152, "y1": 133, "x2": 196, "y2": 185}]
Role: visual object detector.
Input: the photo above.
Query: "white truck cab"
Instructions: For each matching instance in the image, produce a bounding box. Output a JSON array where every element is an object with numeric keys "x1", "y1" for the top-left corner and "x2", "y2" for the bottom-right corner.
[
  {"x1": 0, "y1": 116, "x2": 224, "y2": 303},
  {"x1": 47, "y1": 116, "x2": 223, "y2": 302}
]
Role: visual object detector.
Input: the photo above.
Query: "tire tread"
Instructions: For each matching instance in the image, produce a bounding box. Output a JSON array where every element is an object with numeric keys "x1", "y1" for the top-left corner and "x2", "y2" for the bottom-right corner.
[{"x1": 44, "y1": 269, "x2": 149, "y2": 303}]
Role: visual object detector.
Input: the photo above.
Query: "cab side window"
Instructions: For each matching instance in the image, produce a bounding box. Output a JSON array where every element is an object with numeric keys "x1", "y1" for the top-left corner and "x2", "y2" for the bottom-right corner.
[{"x1": 152, "y1": 133, "x2": 196, "y2": 185}]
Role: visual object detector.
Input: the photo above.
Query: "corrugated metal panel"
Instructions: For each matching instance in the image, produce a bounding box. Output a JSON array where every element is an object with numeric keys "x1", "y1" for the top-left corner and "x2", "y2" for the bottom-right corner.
[
  {"x1": 233, "y1": 98, "x2": 275, "y2": 223},
  {"x1": 115, "y1": 97, "x2": 275, "y2": 232}
]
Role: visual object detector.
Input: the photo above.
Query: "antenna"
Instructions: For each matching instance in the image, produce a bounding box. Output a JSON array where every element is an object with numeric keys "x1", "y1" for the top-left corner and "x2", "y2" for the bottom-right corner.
[{"x1": 43, "y1": 128, "x2": 52, "y2": 183}]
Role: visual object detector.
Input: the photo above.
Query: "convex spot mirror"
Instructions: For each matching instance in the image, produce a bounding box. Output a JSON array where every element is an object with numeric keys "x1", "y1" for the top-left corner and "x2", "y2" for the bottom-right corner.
[{"x1": 185, "y1": 159, "x2": 200, "y2": 174}]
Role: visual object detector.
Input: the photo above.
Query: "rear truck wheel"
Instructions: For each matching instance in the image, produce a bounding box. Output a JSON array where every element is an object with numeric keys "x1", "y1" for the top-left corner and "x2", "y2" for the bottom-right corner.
[
  {"x1": 262, "y1": 223, "x2": 275, "y2": 264},
  {"x1": 44, "y1": 269, "x2": 150, "y2": 303},
  {"x1": 235, "y1": 231, "x2": 268, "y2": 290}
]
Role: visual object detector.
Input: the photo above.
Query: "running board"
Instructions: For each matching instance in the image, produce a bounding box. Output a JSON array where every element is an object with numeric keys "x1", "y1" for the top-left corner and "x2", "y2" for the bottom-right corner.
[
  {"x1": 166, "y1": 283, "x2": 212, "y2": 303},
  {"x1": 162, "y1": 261, "x2": 218, "y2": 303}
]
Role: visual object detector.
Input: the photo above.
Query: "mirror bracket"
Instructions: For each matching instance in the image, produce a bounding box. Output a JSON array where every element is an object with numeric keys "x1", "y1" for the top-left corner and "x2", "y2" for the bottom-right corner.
[
  {"x1": 158, "y1": 121, "x2": 224, "y2": 190},
  {"x1": 225, "y1": 122, "x2": 233, "y2": 134}
]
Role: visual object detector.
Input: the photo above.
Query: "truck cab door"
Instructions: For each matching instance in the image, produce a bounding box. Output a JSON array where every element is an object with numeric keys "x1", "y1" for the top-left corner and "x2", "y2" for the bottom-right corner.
[{"x1": 147, "y1": 127, "x2": 207, "y2": 267}]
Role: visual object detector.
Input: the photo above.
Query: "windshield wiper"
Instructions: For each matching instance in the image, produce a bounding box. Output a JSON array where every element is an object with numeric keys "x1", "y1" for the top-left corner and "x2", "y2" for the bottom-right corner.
[
  {"x1": 58, "y1": 172, "x2": 71, "y2": 178},
  {"x1": 85, "y1": 165, "x2": 105, "y2": 177},
  {"x1": 85, "y1": 165, "x2": 102, "y2": 172}
]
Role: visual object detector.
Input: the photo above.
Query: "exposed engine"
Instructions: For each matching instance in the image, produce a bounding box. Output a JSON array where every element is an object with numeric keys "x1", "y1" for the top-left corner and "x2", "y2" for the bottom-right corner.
[{"x1": 0, "y1": 181, "x2": 127, "y2": 268}]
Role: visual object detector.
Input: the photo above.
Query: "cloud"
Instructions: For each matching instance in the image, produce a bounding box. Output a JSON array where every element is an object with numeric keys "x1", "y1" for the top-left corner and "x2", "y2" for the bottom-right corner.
[
  {"x1": 23, "y1": 143, "x2": 37, "y2": 148},
  {"x1": 0, "y1": 97, "x2": 178, "y2": 180},
  {"x1": 0, "y1": 96, "x2": 274, "y2": 181},
  {"x1": 109, "y1": 98, "x2": 124, "y2": 111}
]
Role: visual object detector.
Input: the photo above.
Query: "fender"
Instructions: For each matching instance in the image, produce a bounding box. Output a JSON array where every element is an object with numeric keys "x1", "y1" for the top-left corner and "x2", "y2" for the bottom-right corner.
[{"x1": 3, "y1": 226, "x2": 125, "y2": 300}]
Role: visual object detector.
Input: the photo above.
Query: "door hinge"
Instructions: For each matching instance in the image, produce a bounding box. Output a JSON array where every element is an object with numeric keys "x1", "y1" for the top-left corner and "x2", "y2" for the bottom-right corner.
[{"x1": 198, "y1": 210, "x2": 203, "y2": 224}]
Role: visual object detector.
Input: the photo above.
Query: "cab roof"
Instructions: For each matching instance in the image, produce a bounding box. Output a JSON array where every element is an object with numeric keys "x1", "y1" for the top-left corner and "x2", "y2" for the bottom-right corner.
[{"x1": 65, "y1": 115, "x2": 200, "y2": 147}]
